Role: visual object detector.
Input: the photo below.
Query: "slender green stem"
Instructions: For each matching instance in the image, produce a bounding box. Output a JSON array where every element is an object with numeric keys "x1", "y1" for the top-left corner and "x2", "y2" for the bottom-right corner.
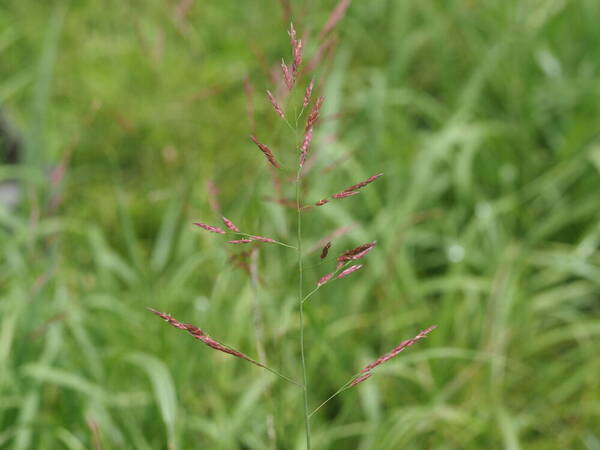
[
  {"x1": 308, "y1": 367, "x2": 370, "y2": 417},
  {"x1": 301, "y1": 286, "x2": 321, "y2": 304},
  {"x1": 261, "y1": 365, "x2": 304, "y2": 388},
  {"x1": 308, "y1": 380, "x2": 352, "y2": 418},
  {"x1": 297, "y1": 166, "x2": 311, "y2": 449}
]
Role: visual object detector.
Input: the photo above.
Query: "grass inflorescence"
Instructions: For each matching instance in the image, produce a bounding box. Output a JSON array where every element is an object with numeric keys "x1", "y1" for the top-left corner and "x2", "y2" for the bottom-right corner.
[{"x1": 1, "y1": 0, "x2": 599, "y2": 448}]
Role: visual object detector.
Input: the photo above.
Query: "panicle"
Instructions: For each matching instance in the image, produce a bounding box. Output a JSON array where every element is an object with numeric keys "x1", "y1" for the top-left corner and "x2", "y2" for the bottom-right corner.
[
  {"x1": 299, "y1": 127, "x2": 313, "y2": 168},
  {"x1": 148, "y1": 308, "x2": 265, "y2": 368},
  {"x1": 266, "y1": 90, "x2": 285, "y2": 118},
  {"x1": 332, "y1": 190, "x2": 359, "y2": 199},
  {"x1": 288, "y1": 22, "x2": 298, "y2": 48},
  {"x1": 303, "y1": 79, "x2": 314, "y2": 108},
  {"x1": 193, "y1": 222, "x2": 226, "y2": 234},
  {"x1": 228, "y1": 239, "x2": 254, "y2": 244},
  {"x1": 342, "y1": 173, "x2": 383, "y2": 193},
  {"x1": 222, "y1": 216, "x2": 240, "y2": 232},
  {"x1": 250, "y1": 135, "x2": 280, "y2": 168},
  {"x1": 306, "y1": 96, "x2": 324, "y2": 131},
  {"x1": 337, "y1": 241, "x2": 376, "y2": 263},
  {"x1": 329, "y1": 173, "x2": 383, "y2": 201},
  {"x1": 317, "y1": 272, "x2": 334, "y2": 287},
  {"x1": 249, "y1": 235, "x2": 277, "y2": 243},
  {"x1": 288, "y1": 22, "x2": 303, "y2": 79},
  {"x1": 360, "y1": 326, "x2": 437, "y2": 374},
  {"x1": 349, "y1": 372, "x2": 372, "y2": 387},
  {"x1": 320, "y1": 242, "x2": 332, "y2": 259},
  {"x1": 281, "y1": 60, "x2": 293, "y2": 90},
  {"x1": 148, "y1": 308, "x2": 188, "y2": 330},
  {"x1": 337, "y1": 264, "x2": 363, "y2": 279},
  {"x1": 315, "y1": 199, "x2": 329, "y2": 206}
]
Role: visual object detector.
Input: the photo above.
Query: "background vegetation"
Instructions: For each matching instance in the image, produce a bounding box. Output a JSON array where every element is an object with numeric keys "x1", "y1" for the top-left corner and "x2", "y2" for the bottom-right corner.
[{"x1": 1, "y1": 0, "x2": 600, "y2": 448}]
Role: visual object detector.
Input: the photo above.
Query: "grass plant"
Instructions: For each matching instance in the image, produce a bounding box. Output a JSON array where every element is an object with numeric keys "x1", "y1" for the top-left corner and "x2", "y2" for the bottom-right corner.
[{"x1": 1, "y1": 0, "x2": 599, "y2": 448}]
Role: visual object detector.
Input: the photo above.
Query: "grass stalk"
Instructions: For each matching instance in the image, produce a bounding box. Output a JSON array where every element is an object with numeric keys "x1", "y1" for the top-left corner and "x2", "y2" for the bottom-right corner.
[{"x1": 296, "y1": 164, "x2": 311, "y2": 449}]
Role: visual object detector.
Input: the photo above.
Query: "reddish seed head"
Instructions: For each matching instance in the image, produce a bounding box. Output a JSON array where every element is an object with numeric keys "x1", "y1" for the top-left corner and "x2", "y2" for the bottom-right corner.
[
  {"x1": 222, "y1": 216, "x2": 240, "y2": 232},
  {"x1": 315, "y1": 199, "x2": 329, "y2": 206},
  {"x1": 228, "y1": 239, "x2": 253, "y2": 244},
  {"x1": 337, "y1": 264, "x2": 363, "y2": 279},
  {"x1": 306, "y1": 96, "x2": 324, "y2": 131},
  {"x1": 349, "y1": 372, "x2": 372, "y2": 387},
  {"x1": 303, "y1": 80, "x2": 314, "y2": 108},
  {"x1": 281, "y1": 60, "x2": 293, "y2": 90},
  {"x1": 342, "y1": 173, "x2": 384, "y2": 193},
  {"x1": 299, "y1": 127, "x2": 313, "y2": 168},
  {"x1": 250, "y1": 135, "x2": 280, "y2": 169},
  {"x1": 193, "y1": 222, "x2": 226, "y2": 234},
  {"x1": 288, "y1": 22, "x2": 298, "y2": 48},
  {"x1": 148, "y1": 308, "x2": 265, "y2": 368},
  {"x1": 288, "y1": 23, "x2": 303, "y2": 79},
  {"x1": 320, "y1": 241, "x2": 332, "y2": 259},
  {"x1": 266, "y1": 90, "x2": 285, "y2": 118},
  {"x1": 317, "y1": 272, "x2": 334, "y2": 287},
  {"x1": 332, "y1": 190, "x2": 359, "y2": 199},
  {"x1": 293, "y1": 40, "x2": 303, "y2": 78},
  {"x1": 360, "y1": 326, "x2": 437, "y2": 374},
  {"x1": 249, "y1": 235, "x2": 277, "y2": 243},
  {"x1": 337, "y1": 241, "x2": 377, "y2": 263}
]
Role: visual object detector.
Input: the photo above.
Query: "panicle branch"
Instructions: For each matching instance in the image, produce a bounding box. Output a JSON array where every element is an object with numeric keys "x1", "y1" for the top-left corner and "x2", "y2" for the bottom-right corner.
[
  {"x1": 250, "y1": 135, "x2": 280, "y2": 168},
  {"x1": 337, "y1": 264, "x2": 362, "y2": 279},
  {"x1": 194, "y1": 222, "x2": 226, "y2": 234},
  {"x1": 288, "y1": 23, "x2": 303, "y2": 80},
  {"x1": 148, "y1": 308, "x2": 266, "y2": 368},
  {"x1": 266, "y1": 90, "x2": 285, "y2": 118},
  {"x1": 337, "y1": 241, "x2": 376, "y2": 263},
  {"x1": 353, "y1": 325, "x2": 437, "y2": 385},
  {"x1": 341, "y1": 173, "x2": 383, "y2": 193},
  {"x1": 306, "y1": 96, "x2": 324, "y2": 131},
  {"x1": 303, "y1": 80, "x2": 314, "y2": 108},
  {"x1": 222, "y1": 216, "x2": 240, "y2": 232}
]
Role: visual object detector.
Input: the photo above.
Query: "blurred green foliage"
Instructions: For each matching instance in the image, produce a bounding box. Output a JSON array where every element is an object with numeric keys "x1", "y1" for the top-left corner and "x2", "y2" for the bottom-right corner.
[{"x1": 1, "y1": 0, "x2": 600, "y2": 448}]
